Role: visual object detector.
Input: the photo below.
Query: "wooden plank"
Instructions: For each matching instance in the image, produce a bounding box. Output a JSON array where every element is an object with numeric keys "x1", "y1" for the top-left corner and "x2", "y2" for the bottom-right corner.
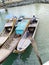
[
  {"x1": 28, "y1": 24, "x2": 37, "y2": 27},
  {"x1": 5, "y1": 22, "x2": 13, "y2": 27}
]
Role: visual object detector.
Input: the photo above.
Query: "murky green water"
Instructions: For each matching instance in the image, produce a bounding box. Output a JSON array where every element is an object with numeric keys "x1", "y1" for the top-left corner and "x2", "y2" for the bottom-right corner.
[
  {"x1": 0, "y1": 3, "x2": 49, "y2": 65},
  {"x1": 0, "y1": 13, "x2": 6, "y2": 32}
]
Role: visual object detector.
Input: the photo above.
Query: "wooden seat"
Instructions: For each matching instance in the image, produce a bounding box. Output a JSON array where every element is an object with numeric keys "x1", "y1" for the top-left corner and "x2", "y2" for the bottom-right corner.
[
  {"x1": 5, "y1": 22, "x2": 13, "y2": 28},
  {"x1": 28, "y1": 24, "x2": 37, "y2": 27}
]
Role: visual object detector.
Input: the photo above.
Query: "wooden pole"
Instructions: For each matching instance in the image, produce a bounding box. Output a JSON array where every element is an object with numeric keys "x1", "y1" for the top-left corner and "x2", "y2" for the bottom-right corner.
[{"x1": 31, "y1": 39, "x2": 43, "y2": 65}]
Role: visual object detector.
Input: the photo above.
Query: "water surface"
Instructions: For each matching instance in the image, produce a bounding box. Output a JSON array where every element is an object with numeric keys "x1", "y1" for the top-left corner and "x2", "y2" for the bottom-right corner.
[{"x1": 0, "y1": 3, "x2": 49, "y2": 65}]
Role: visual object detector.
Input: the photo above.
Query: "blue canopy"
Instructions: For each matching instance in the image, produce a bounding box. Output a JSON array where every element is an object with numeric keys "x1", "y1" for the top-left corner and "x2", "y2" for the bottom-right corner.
[
  {"x1": 5, "y1": 14, "x2": 13, "y2": 20},
  {"x1": 15, "y1": 20, "x2": 29, "y2": 35}
]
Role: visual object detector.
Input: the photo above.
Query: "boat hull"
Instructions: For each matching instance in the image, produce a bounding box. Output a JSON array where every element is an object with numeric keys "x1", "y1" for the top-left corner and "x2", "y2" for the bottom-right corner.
[{"x1": 17, "y1": 20, "x2": 39, "y2": 52}]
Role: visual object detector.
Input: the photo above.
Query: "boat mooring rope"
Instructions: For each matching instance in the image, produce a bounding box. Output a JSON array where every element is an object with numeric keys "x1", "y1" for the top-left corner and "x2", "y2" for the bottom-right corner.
[{"x1": 31, "y1": 39, "x2": 43, "y2": 65}]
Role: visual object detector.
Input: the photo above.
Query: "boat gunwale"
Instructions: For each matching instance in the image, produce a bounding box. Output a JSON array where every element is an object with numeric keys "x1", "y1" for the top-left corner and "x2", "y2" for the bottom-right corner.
[{"x1": 0, "y1": 18, "x2": 17, "y2": 47}]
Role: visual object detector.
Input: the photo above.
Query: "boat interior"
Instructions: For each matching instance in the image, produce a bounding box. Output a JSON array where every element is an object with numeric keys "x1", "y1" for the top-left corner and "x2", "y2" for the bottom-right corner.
[
  {"x1": 21, "y1": 19, "x2": 38, "y2": 39},
  {"x1": 0, "y1": 18, "x2": 38, "y2": 48},
  {"x1": 0, "y1": 17, "x2": 38, "y2": 63},
  {"x1": 0, "y1": 19, "x2": 16, "y2": 47}
]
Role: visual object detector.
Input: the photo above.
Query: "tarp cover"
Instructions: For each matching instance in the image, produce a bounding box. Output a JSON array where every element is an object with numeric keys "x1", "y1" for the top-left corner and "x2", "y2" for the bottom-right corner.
[
  {"x1": 15, "y1": 20, "x2": 29, "y2": 35},
  {"x1": 5, "y1": 14, "x2": 13, "y2": 20}
]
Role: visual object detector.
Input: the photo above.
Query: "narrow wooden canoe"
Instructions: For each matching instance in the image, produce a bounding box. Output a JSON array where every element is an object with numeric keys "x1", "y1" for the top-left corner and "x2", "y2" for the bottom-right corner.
[
  {"x1": 0, "y1": 18, "x2": 16, "y2": 46},
  {"x1": 0, "y1": 19, "x2": 30, "y2": 63},
  {"x1": 17, "y1": 19, "x2": 39, "y2": 52}
]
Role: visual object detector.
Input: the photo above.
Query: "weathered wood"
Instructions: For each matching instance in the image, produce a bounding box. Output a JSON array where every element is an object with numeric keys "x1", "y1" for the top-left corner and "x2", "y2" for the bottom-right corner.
[
  {"x1": 31, "y1": 40, "x2": 43, "y2": 65},
  {"x1": 0, "y1": 18, "x2": 16, "y2": 46},
  {"x1": 17, "y1": 20, "x2": 39, "y2": 52},
  {"x1": 0, "y1": 19, "x2": 30, "y2": 63}
]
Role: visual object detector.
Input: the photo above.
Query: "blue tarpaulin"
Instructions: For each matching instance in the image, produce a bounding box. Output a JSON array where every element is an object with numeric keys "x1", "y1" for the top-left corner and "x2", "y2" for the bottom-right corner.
[
  {"x1": 5, "y1": 14, "x2": 13, "y2": 20},
  {"x1": 15, "y1": 20, "x2": 29, "y2": 35}
]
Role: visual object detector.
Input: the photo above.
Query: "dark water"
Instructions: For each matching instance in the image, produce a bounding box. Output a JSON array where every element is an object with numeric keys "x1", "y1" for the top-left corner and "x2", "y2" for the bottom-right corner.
[{"x1": 0, "y1": 3, "x2": 49, "y2": 65}]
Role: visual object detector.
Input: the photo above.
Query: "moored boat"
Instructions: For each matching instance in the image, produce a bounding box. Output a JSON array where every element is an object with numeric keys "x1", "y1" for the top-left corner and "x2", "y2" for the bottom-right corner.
[
  {"x1": 0, "y1": 18, "x2": 30, "y2": 63},
  {"x1": 17, "y1": 18, "x2": 39, "y2": 52},
  {"x1": 0, "y1": 18, "x2": 16, "y2": 46}
]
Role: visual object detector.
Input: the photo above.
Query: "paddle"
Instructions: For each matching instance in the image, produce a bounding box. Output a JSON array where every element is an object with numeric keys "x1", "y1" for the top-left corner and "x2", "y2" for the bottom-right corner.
[{"x1": 30, "y1": 39, "x2": 43, "y2": 65}]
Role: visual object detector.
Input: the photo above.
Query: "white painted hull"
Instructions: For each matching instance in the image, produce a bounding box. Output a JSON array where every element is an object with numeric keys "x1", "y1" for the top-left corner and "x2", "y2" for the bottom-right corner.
[{"x1": 17, "y1": 38, "x2": 31, "y2": 51}]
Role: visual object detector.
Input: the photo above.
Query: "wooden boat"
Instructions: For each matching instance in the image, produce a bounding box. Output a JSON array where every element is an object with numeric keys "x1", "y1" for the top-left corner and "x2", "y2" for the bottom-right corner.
[
  {"x1": 17, "y1": 19, "x2": 39, "y2": 52},
  {"x1": 0, "y1": 19, "x2": 30, "y2": 63},
  {"x1": 0, "y1": 18, "x2": 16, "y2": 46}
]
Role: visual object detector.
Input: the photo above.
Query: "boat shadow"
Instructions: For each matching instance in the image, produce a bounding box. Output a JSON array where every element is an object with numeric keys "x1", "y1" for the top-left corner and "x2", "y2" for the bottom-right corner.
[
  {"x1": 12, "y1": 44, "x2": 33, "y2": 65},
  {"x1": 2, "y1": 45, "x2": 32, "y2": 65}
]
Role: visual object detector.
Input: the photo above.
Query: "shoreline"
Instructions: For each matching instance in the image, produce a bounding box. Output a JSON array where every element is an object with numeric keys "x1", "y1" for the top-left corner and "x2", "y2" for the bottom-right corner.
[{"x1": 0, "y1": 1, "x2": 49, "y2": 8}]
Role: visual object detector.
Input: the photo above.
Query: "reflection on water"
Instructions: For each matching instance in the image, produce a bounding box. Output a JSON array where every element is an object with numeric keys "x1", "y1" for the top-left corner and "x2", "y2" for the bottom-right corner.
[
  {"x1": 0, "y1": 3, "x2": 49, "y2": 65},
  {"x1": 12, "y1": 45, "x2": 32, "y2": 65},
  {"x1": 12, "y1": 54, "x2": 24, "y2": 65}
]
